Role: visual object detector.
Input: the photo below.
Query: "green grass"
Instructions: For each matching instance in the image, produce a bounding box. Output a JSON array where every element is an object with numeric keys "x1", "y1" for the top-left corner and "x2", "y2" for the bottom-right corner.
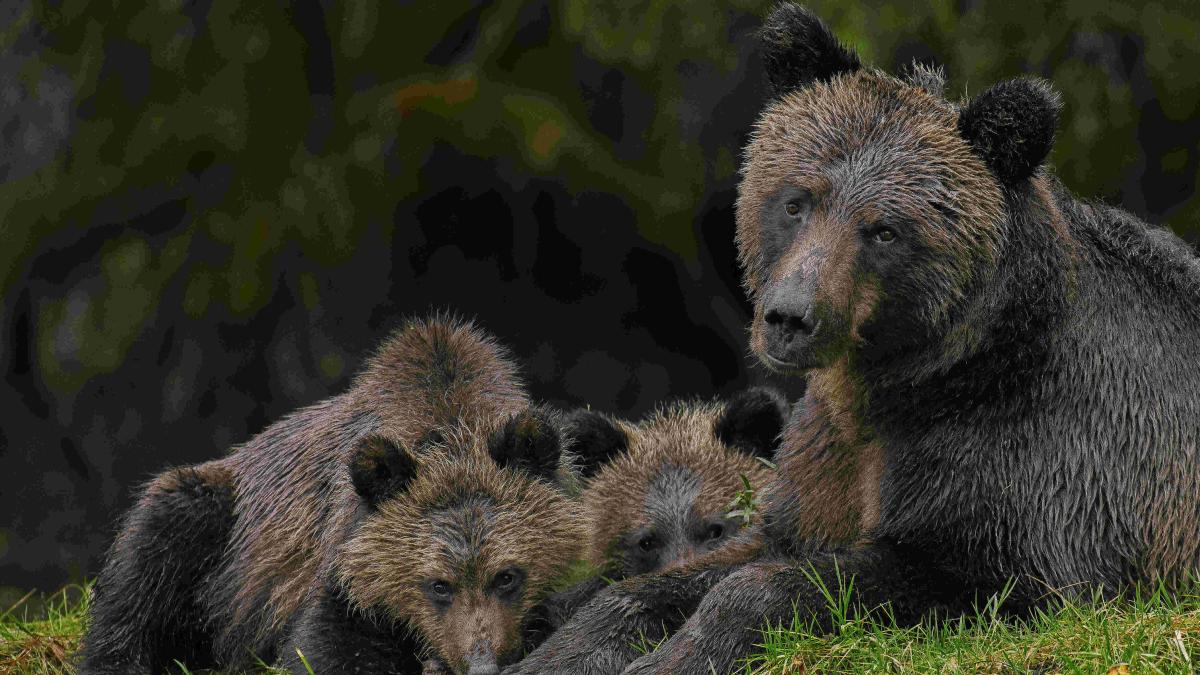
[
  {"x1": 744, "y1": 569, "x2": 1200, "y2": 674},
  {"x1": 0, "y1": 583, "x2": 289, "y2": 674},
  {"x1": 1, "y1": 584, "x2": 88, "y2": 674},
  {"x1": 4, "y1": 578, "x2": 1199, "y2": 674}
]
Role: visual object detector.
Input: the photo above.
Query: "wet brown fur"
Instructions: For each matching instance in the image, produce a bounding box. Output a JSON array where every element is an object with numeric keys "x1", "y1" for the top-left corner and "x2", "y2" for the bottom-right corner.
[
  {"x1": 737, "y1": 68, "x2": 1011, "y2": 547},
  {"x1": 106, "y1": 459, "x2": 236, "y2": 571},
  {"x1": 580, "y1": 401, "x2": 776, "y2": 573},
  {"x1": 763, "y1": 359, "x2": 883, "y2": 547},
  {"x1": 200, "y1": 316, "x2": 530, "y2": 661},
  {"x1": 503, "y1": 10, "x2": 1200, "y2": 673},
  {"x1": 740, "y1": 68, "x2": 1007, "y2": 381},
  {"x1": 338, "y1": 450, "x2": 584, "y2": 671}
]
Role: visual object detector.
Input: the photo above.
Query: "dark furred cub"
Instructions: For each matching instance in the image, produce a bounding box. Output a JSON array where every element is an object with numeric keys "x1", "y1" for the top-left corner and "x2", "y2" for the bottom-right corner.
[
  {"x1": 524, "y1": 390, "x2": 788, "y2": 635},
  {"x1": 79, "y1": 317, "x2": 583, "y2": 674},
  {"x1": 574, "y1": 388, "x2": 787, "y2": 578},
  {"x1": 509, "y1": 5, "x2": 1200, "y2": 674}
]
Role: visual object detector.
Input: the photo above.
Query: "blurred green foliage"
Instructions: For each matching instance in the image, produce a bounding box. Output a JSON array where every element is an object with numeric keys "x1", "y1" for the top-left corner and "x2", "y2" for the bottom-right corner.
[
  {"x1": 3, "y1": 0, "x2": 1197, "y2": 391},
  {"x1": 2, "y1": 0, "x2": 1198, "y2": 590}
]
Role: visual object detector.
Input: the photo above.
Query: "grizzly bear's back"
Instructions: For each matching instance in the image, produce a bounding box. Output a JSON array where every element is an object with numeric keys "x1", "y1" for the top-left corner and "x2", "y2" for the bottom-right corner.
[
  {"x1": 203, "y1": 317, "x2": 531, "y2": 662},
  {"x1": 871, "y1": 184, "x2": 1200, "y2": 604}
]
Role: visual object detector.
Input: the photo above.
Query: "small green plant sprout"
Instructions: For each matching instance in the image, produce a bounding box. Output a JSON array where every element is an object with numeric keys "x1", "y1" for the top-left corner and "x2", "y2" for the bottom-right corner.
[
  {"x1": 295, "y1": 648, "x2": 317, "y2": 675},
  {"x1": 630, "y1": 625, "x2": 671, "y2": 656},
  {"x1": 727, "y1": 473, "x2": 761, "y2": 525}
]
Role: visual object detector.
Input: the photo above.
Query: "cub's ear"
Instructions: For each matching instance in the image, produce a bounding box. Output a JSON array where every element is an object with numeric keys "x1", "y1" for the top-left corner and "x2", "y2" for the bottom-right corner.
[
  {"x1": 714, "y1": 387, "x2": 789, "y2": 460},
  {"x1": 958, "y1": 77, "x2": 1061, "y2": 185},
  {"x1": 349, "y1": 435, "x2": 418, "y2": 509},
  {"x1": 489, "y1": 407, "x2": 562, "y2": 482},
  {"x1": 760, "y1": 3, "x2": 861, "y2": 96},
  {"x1": 563, "y1": 409, "x2": 629, "y2": 479}
]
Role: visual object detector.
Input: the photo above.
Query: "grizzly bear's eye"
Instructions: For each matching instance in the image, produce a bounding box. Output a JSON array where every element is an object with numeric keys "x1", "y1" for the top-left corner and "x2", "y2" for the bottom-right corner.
[
  {"x1": 638, "y1": 535, "x2": 657, "y2": 551},
  {"x1": 706, "y1": 522, "x2": 725, "y2": 542},
  {"x1": 784, "y1": 201, "x2": 802, "y2": 217},
  {"x1": 490, "y1": 567, "x2": 526, "y2": 601},
  {"x1": 872, "y1": 227, "x2": 897, "y2": 243},
  {"x1": 431, "y1": 580, "x2": 452, "y2": 597},
  {"x1": 493, "y1": 568, "x2": 522, "y2": 591}
]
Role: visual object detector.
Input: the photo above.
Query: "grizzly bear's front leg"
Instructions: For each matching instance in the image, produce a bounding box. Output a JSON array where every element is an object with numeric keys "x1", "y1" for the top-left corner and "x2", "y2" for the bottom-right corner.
[
  {"x1": 503, "y1": 563, "x2": 737, "y2": 675},
  {"x1": 524, "y1": 575, "x2": 611, "y2": 636},
  {"x1": 77, "y1": 463, "x2": 236, "y2": 674},
  {"x1": 621, "y1": 542, "x2": 947, "y2": 674},
  {"x1": 277, "y1": 581, "x2": 425, "y2": 674}
]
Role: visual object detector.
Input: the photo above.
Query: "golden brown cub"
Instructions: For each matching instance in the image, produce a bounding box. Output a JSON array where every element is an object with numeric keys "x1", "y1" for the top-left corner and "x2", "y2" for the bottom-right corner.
[
  {"x1": 282, "y1": 416, "x2": 583, "y2": 675},
  {"x1": 78, "y1": 317, "x2": 584, "y2": 675}
]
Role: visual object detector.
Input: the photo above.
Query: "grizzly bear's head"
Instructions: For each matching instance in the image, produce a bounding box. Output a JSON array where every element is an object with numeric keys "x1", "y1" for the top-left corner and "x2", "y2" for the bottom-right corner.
[
  {"x1": 339, "y1": 409, "x2": 583, "y2": 674},
  {"x1": 739, "y1": 3, "x2": 1061, "y2": 382},
  {"x1": 569, "y1": 387, "x2": 788, "y2": 577}
]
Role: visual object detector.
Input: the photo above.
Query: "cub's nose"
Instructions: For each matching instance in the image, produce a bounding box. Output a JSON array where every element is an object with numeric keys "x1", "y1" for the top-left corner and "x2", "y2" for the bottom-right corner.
[{"x1": 466, "y1": 640, "x2": 499, "y2": 675}]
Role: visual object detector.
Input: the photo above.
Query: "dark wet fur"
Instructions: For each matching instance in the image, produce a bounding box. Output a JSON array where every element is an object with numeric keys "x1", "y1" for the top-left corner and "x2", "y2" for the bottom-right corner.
[
  {"x1": 77, "y1": 465, "x2": 237, "y2": 674},
  {"x1": 505, "y1": 562, "x2": 740, "y2": 675},
  {"x1": 276, "y1": 581, "x2": 424, "y2": 675},
  {"x1": 507, "y1": 5, "x2": 1200, "y2": 674},
  {"x1": 78, "y1": 317, "x2": 535, "y2": 673}
]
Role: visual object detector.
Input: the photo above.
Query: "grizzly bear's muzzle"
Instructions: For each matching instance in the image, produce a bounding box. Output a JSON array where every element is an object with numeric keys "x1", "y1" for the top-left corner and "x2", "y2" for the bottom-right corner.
[{"x1": 760, "y1": 271, "x2": 822, "y2": 369}]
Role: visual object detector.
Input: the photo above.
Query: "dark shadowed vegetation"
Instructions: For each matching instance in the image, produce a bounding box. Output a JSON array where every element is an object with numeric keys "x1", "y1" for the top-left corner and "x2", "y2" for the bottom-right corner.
[{"x1": 1, "y1": 0, "x2": 1198, "y2": 626}]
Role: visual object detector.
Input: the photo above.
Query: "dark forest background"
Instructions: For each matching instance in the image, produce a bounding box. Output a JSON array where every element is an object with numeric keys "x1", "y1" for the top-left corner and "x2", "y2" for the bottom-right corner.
[{"x1": 2, "y1": 0, "x2": 1199, "y2": 597}]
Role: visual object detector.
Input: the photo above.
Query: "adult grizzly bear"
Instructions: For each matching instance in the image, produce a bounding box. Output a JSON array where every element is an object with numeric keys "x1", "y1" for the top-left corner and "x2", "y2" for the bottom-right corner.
[
  {"x1": 78, "y1": 316, "x2": 584, "y2": 674},
  {"x1": 507, "y1": 5, "x2": 1200, "y2": 674}
]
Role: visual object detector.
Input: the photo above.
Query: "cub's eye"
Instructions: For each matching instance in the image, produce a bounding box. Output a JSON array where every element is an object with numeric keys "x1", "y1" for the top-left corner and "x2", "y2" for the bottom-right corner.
[
  {"x1": 784, "y1": 201, "x2": 801, "y2": 217},
  {"x1": 490, "y1": 567, "x2": 525, "y2": 598},
  {"x1": 638, "y1": 535, "x2": 657, "y2": 552},
  {"x1": 430, "y1": 580, "x2": 452, "y2": 598},
  {"x1": 495, "y1": 572, "x2": 515, "y2": 589},
  {"x1": 872, "y1": 227, "x2": 897, "y2": 243},
  {"x1": 706, "y1": 523, "x2": 725, "y2": 542}
]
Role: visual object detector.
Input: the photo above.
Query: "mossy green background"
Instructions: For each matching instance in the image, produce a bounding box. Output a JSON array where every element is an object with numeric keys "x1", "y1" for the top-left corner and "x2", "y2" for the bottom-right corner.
[{"x1": 1, "y1": 0, "x2": 1197, "y2": 593}]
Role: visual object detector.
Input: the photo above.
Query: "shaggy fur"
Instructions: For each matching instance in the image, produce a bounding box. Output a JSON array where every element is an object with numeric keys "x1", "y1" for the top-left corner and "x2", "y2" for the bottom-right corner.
[
  {"x1": 519, "y1": 389, "x2": 788, "y2": 638},
  {"x1": 335, "y1": 448, "x2": 583, "y2": 673},
  {"x1": 75, "y1": 462, "x2": 236, "y2": 674},
  {"x1": 507, "y1": 5, "x2": 1200, "y2": 674},
  {"x1": 79, "y1": 316, "x2": 581, "y2": 674},
  {"x1": 577, "y1": 389, "x2": 787, "y2": 577}
]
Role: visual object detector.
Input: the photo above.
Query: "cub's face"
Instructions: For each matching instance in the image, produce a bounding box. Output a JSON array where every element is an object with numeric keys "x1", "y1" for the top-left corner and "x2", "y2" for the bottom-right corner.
[
  {"x1": 340, "y1": 416, "x2": 583, "y2": 674},
  {"x1": 571, "y1": 390, "x2": 787, "y2": 578},
  {"x1": 406, "y1": 488, "x2": 553, "y2": 673},
  {"x1": 739, "y1": 71, "x2": 1003, "y2": 374},
  {"x1": 606, "y1": 461, "x2": 753, "y2": 576}
]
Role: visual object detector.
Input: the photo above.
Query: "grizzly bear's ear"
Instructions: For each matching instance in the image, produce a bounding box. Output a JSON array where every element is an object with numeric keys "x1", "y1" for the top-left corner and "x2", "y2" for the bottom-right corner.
[
  {"x1": 760, "y1": 3, "x2": 861, "y2": 96},
  {"x1": 715, "y1": 387, "x2": 789, "y2": 461},
  {"x1": 489, "y1": 407, "x2": 562, "y2": 482},
  {"x1": 349, "y1": 435, "x2": 418, "y2": 509},
  {"x1": 958, "y1": 77, "x2": 1061, "y2": 185},
  {"x1": 563, "y1": 410, "x2": 629, "y2": 479}
]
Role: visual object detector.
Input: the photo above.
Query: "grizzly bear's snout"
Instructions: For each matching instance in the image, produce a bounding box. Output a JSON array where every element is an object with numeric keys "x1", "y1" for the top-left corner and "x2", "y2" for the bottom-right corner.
[{"x1": 762, "y1": 272, "x2": 820, "y2": 368}]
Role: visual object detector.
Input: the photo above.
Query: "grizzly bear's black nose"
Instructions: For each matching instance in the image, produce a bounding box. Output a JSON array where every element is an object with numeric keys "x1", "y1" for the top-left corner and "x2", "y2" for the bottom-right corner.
[
  {"x1": 764, "y1": 305, "x2": 815, "y2": 336},
  {"x1": 762, "y1": 286, "x2": 817, "y2": 366}
]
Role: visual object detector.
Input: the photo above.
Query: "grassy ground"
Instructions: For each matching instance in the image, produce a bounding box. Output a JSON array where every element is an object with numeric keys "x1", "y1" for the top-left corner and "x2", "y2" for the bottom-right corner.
[
  {"x1": 0, "y1": 583, "x2": 294, "y2": 675},
  {"x1": 3, "y1": 580, "x2": 1198, "y2": 674},
  {"x1": 746, "y1": 573, "x2": 1200, "y2": 674},
  {"x1": 1, "y1": 585, "x2": 87, "y2": 675}
]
